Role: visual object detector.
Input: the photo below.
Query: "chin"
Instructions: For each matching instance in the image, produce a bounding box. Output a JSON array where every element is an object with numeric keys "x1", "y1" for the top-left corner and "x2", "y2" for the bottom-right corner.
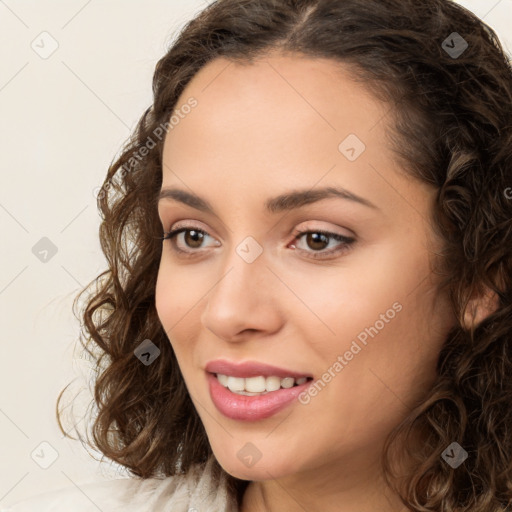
[{"x1": 214, "y1": 453, "x2": 296, "y2": 482}]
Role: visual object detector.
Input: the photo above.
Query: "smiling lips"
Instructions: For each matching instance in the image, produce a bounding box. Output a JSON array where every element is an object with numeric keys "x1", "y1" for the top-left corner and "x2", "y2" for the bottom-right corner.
[
  {"x1": 205, "y1": 359, "x2": 313, "y2": 379},
  {"x1": 205, "y1": 359, "x2": 314, "y2": 420},
  {"x1": 216, "y1": 373, "x2": 309, "y2": 395}
]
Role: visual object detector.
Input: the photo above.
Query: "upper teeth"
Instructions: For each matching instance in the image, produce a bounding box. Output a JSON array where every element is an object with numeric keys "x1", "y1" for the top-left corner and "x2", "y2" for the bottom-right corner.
[{"x1": 216, "y1": 374, "x2": 308, "y2": 395}]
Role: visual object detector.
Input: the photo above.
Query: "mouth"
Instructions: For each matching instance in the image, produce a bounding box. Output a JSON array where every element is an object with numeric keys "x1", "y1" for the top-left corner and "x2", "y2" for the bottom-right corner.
[
  {"x1": 205, "y1": 359, "x2": 313, "y2": 380},
  {"x1": 205, "y1": 366, "x2": 314, "y2": 421},
  {"x1": 212, "y1": 372, "x2": 313, "y2": 396}
]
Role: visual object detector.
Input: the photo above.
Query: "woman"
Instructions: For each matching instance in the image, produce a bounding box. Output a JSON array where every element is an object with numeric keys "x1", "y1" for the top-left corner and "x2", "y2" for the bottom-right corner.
[{"x1": 4, "y1": 0, "x2": 511, "y2": 510}]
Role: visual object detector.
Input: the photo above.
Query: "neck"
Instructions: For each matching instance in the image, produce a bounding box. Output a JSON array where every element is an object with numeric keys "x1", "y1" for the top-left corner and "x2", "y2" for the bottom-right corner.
[{"x1": 240, "y1": 452, "x2": 409, "y2": 512}]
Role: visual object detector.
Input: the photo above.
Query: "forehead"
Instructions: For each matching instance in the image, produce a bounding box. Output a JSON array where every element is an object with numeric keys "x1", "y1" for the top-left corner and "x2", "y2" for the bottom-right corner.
[
  {"x1": 164, "y1": 53, "x2": 388, "y2": 151},
  {"x1": 160, "y1": 53, "x2": 429, "y2": 219},
  {"x1": 166, "y1": 55, "x2": 382, "y2": 155}
]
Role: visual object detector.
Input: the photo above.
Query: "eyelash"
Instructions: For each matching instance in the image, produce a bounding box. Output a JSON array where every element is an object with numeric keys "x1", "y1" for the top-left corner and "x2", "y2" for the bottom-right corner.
[{"x1": 161, "y1": 226, "x2": 355, "y2": 260}]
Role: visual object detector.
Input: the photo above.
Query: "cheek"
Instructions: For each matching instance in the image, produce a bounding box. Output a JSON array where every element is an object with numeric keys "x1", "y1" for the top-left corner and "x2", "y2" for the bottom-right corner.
[
  {"x1": 295, "y1": 241, "x2": 443, "y2": 386},
  {"x1": 154, "y1": 258, "x2": 207, "y2": 372},
  {"x1": 155, "y1": 261, "x2": 190, "y2": 353},
  {"x1": 154, "y1": 265, "x2": 171, "y2": 326},
  {"x1": 288, "y1": 242, "x2": 423, "y2": 338},
  {"x1": 155, "y1": 258, "x2": 195, "y2": 327}
]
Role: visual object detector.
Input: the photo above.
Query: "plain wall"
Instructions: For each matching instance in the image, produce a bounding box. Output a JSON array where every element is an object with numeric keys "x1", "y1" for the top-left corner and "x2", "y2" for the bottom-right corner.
[{"x1": 0, "y1": 0, "x2": 511, "y2": 507}]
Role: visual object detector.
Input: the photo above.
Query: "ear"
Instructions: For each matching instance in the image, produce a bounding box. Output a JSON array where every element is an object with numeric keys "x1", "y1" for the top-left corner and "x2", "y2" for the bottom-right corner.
[{"x1": 463, "y1": 285, "x2": 500, "y2": 329}]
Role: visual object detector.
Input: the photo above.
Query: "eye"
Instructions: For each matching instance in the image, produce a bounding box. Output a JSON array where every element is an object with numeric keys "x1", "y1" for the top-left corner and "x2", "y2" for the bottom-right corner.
[
  {"x1": 290, "y1": 229, "x2": 355, "y2": 259},
  {"x1": 161, "y1": 225, "x2": 355, "y2": 260},
  {"x1": 162, "y1": 226, "x2": 219, "y2": 257}
]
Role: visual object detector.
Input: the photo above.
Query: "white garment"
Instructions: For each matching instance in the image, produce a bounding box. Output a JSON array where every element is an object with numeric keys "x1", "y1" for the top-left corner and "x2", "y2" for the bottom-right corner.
[{"x1": 1, "y1": 457, "x2": 238, "y2": 512}]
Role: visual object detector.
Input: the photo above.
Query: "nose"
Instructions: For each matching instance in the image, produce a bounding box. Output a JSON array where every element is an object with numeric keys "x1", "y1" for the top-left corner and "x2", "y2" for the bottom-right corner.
[{"x1": 200, "y1": 247, "x2": 284, "y2": 342}]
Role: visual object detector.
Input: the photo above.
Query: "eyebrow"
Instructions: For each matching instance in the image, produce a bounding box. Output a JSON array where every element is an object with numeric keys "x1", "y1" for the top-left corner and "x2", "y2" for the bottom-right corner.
[{"x1": 157, "y1": 186, "x2": 379, "y2": 214}]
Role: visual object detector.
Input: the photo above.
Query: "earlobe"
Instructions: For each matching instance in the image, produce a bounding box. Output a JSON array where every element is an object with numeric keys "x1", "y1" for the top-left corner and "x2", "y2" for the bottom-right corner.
[{"x1": 462, "y1": 286, "x2": 500, "y2": 329}]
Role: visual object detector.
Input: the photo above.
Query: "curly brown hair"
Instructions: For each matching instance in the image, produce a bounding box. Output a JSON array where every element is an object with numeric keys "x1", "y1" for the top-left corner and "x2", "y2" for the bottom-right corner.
[{"x1": 56, "y1": 0, "x2": 512, "y2": 510}]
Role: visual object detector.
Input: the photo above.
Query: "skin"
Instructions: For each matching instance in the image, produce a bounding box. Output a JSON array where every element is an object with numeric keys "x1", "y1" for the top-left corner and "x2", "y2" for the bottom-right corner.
[{"x1": 155, "y1": 52, "x2": 457, "y2": 512}]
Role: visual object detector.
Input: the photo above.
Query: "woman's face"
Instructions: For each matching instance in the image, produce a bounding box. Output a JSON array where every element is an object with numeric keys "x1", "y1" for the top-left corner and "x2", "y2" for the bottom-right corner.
[{"x1": 155, "y1": 53, "x2": 455, "y2": 485}]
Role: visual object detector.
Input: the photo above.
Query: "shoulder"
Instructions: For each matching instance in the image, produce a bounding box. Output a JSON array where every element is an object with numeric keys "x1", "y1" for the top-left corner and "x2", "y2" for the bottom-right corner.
[{"x1": 1, "y1": 457, "x2": 238, "y2": 512}]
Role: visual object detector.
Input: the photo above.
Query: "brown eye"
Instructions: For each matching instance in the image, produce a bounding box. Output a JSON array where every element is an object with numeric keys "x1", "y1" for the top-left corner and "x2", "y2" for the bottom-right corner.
[
  {"x1": 162, "y1": 226, "x2": 219, "y2": 257},
  {"x1": 182, "y1": 229, "x2": 205, "y2": 249},
  {"x1": 291, "y1": 230, "x2": 356, "y2": 260},
  {"x1": 304, "y1": 232, "x2": 330, "y2": 251}
]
